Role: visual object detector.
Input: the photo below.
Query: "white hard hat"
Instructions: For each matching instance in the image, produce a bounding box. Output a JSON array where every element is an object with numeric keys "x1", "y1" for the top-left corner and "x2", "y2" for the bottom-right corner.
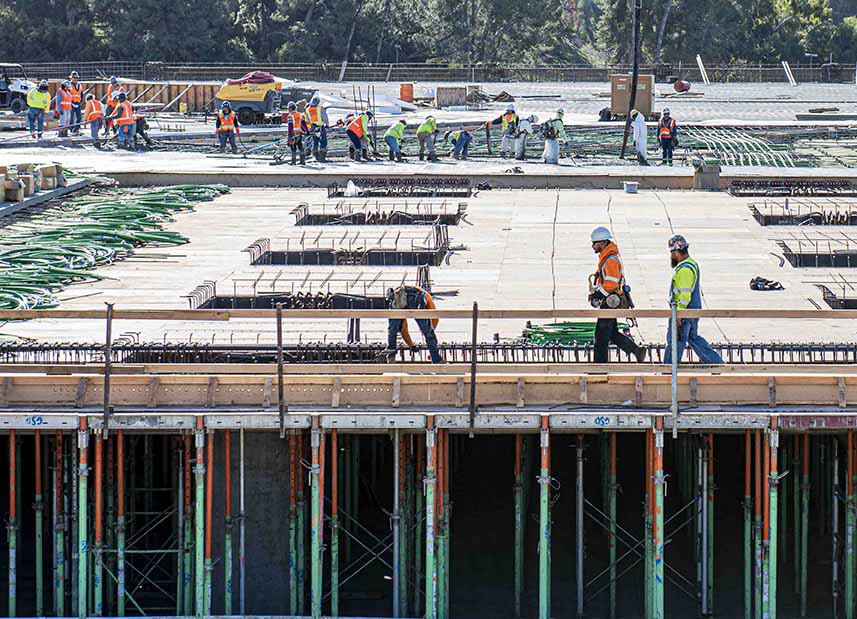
[
  {"x1": 556, "y1": 108, "x2": 564, "y2": 115},
  {"x1": 506, "y1": 104, "x2": 515, "y2": 113},
  {"x1": 529, "y1": 114, "x2": 538, "y2": 123},
  {"x1": 591, "y1": 227, "x2": 612, "y2": 242},
  {"x1": 663, "y1": 108, "x2": 671, "y2": 114}
]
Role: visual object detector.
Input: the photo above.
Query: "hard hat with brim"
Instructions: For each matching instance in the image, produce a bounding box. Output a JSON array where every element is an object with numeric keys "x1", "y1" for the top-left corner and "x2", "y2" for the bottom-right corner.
[{"x1": 591, "y1": 226, "x2": 612, "y2": 242}]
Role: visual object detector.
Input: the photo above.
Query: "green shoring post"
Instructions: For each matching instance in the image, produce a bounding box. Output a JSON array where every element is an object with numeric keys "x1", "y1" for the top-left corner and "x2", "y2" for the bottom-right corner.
[
  {"x1": 538, "y1": 417, "x2": 551, "y2": 619},
  {"x1": 194, "y1": 419, "x2": 205, "y2": 619},
  {"x1": 182, "y1": 434, "x2": 193, "y2": 616},
  {"x1": 514, "y1": 434, "x2": 523, "y2": 618},
  {"x1": 297, "y1": 432, "x2": 306, "y2": 615},
  {"x1": 399, "y1": 434, "x2": 410, "y2": 616},
  {"x1": 645, "y1": 430, "x2": 652, "y2": 619},
  {"x1": 848, "y1": 429, "x2": 855, "y2": 619},
  {"x1": 93, "y1": 435, "x2": 103, "y2": 616},
  {"x1": 425, "y1": 418, "x2": 437, "y2": 619},
  {"x1": 779, "y1": 443, "x2": 788, "y2": 568},
  {"x1": 404, "y1": 436, "x2": 414, "y2": 616},
  {"x1": 77, "y1": 420, "x2": 88, "y2": 619},
  {"x1": 436, "y1": 430, "x2": 446, "y2": 619},
  {"x1": 762, "y1": 431, "x2": 770, "y2": 619},
  {"x1": 331, "y1": 430, "x2": 340, "y2": 617},
  {"x1": 8, "y1": 430, "x2": 17, "y2": 618},
  {"x1": 654, "y1": 421, "x2": 665, "y2": 619},
  {"x1": 755, "y1": 430, "x2": 763, "y2": 619},
  {"x1": 55, "y1": 433, "x2": 65, "y2": 618},
  {"x1": 34, "y1": 431, "x2": 44, "y2": 617},
  {"x1": 224, "y1": 431, "x2": 233, "y2": 615},
  {"x1": 204, "y1": 434, "x2": 213, "y2": 617},
  {"x1": 415, "y1": 435, "x2": 424, "y2": 617},
  {"x1": 117, "y1": 432, "x2": 126, "y2": 618},
  {"x1": 310, "y1": 420, "x2": 321, "y2": 619},
  {"x1": 768, "y1": 421, "x2": 779, "y2": 619}
]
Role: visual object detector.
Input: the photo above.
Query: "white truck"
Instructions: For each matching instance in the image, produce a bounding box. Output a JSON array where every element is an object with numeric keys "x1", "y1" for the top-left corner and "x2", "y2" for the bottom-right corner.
[{"x1": 0, "y1": 63, "x2": 38, "y2": 113}]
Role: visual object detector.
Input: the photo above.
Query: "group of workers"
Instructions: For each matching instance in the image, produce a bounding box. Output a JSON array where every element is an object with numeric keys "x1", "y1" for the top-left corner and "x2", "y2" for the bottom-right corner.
[
  {"x1": 26, "y1": 73, "x2": 149, "y2": 149},
  {"x1": 387, "y1": 230, "x2": 721, "y2": 366}
]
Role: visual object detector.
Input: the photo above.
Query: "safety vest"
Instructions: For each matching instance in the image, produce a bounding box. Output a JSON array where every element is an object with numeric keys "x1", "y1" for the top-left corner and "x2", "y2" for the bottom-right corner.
[
  {"x1": 57, "y1": 89, "x2": 72, "y2": 111},
  {"x1": 385, "y1": 122, "x2": 405, "y2": 141},
  {"x1": 219, "y1": 111, "x2": 238, "y2": 132},
  {"x1": 417, "y1": 118, "x2": 436, "y2": 135},
  {"x1": 658, "y1": 117, "x2": 676, "y2": 139},
  {"x1": 107, "y1": 84, "x2": 124, "y2": 107},
  {"x1": 84, "y1": 99, "x2": 104, "y2": 121},
  {"x1": 114, "y1": 100, "x2": 134, "y2": 126},
  {"x1": 287, "y1": 111, "x2": 304, "y2": 133},
  {"x1": 595, "y1": 244, "x2": 625, "y2": 295},
  {"x1": 26, "y1": 89, "x2": 50, "y2": 111},
  {"x1": 68, "y1": 82, "x2": 82, "y2": 104},
  {"x1": 671, "y1": 257, "x2": 701, "y2": 310},
  {"x1": 447, "y1": 130, "x2": 462, "y2": 143},
  {"x1": 347, "y1": 114, "x2": 366, "y2": 138},
  {"x1": 501, "y1": 112, "x2": 518, "y2": 132},
  {"x1": 304, "y1": 104, "x2": 323, "y2": 126}
]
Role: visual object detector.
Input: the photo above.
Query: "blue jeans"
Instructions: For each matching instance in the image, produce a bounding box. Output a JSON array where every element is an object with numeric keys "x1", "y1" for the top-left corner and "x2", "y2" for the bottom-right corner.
[
  {"x1": 664, "y1": 318, "x2": 723, "y2": 365},
  {"x1": 71, "y1": 105, "x2": 82, "y2": 131},
  {"x1": 117, "y1": 124, "x2": 135, "y2": 148},
  {"x1": 89, "y1": 119, "x2": 102, "y2": 144},
  {"x1": 219, "y1": 131, "x2": 237, "y2": 151},
  {"x1": 452, "y1": 133, "x2": 471, "y2": 158},
  {"x1": 310, "y1": 125, "x2": 327, "y2": 151},
  {"x1": 27, "y1": 108, "x2": 44, "y2": 136},
  {"x1": 385, "y1": 135, "x2": 401, "y2": 154},
  {"x1": 388, "y1": 318, "x2": 442, "y2": 363}
]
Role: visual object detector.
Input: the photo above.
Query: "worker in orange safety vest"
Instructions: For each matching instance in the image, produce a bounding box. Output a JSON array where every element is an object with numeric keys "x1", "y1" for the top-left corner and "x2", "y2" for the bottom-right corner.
[
  {"x1": 658, "y1": 108, "x2": 678, "y2": 166},
  {"x1": 216, "y1": 101, "x2": 240, "y2": 154},
  {"x1": 83, "y1": 93, "x2": 104, "y2": 147},
  {"x1": 104, "y1": 76, "x2": 124, "y2": 136},
  {"x1": 109, "y1": 92, "x2": 136, "y2": 149},
  {"x1": 68, "y1": 71, "x2": 83, "y2": 135},
  {"x1": 285, "y1": 100, "x2": 308, "y2": 165}
]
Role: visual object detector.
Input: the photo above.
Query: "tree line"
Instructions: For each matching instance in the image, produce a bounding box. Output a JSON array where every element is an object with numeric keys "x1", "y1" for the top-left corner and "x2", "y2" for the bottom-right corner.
[{"x1": 3, "y1": 0, "x2": 857, "y2": 67}]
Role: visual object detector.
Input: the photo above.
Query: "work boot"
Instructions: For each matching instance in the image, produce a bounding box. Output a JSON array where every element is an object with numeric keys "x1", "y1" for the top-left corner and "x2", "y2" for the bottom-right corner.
[
  {"x1": 362, "y1": 148, "x2": 370, "y2": 161},
  {"x1": 353, "y1": 149, "x2": 361, "y2": 162},
  {"x1": 635, "y1": 346, "x2": 648, "y2": 363},
  {"x1": 231, "y1": 146, "x2": 238, "y2": 154},
  {"x1": 395, "y1": 152, "x2": 404, "y2": 162},
  {"x1": 419, "y1": 153, "x2": 424, "y2": 161},
  {"x1": 291, "y1": 151, "x2": 297, "y2": 165},
  {"x1": 218, "y1": 145, "x2": 225, "y2": 154},
  {"x1": 318, "y1": 149, "x2": 327, "y2": 162},
  {"x1": 312, "y1": 148, "x2": 319, "y2": 161},
  {"x1": 429, "y1": 154, "x2": 438, "y2": 162},
  {"x1": 299, "y1": 151, "x2": 306, "y2": 165},
  {"x1": 388, "y1": 150, "x2": 395, "y2": 161}
]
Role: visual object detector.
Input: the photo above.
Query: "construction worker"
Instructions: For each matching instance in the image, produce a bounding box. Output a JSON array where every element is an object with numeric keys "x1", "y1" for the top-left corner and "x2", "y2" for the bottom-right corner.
[
  {"x1": 487, "y1": 104, "x2": 518, "y2": 158},
  {"x1": 345, "y1": 110, "x2": 372, "y2": 161},
  {"x1": 631, "y1": 109, "x2": 649, "y2": 165},
  {"x1": 26, "y1": 80, "x2": 50, "y2": 140},
  {"x1": 417, "y1": 116, "x2": 438, "y2": 161},
  {"x1": 55, "y1": 81, "x2": 72, "y2": 138},
  {"x1": 303, "y1": 92, "x2": 328, "y2": 162},
  {"x1": 215, "y1": 101, "x2": 240, "y2": 154},
  {"x1": 384, "y1": 119, "x2": 406, "y2": 162},
  {"x1": 514, "y1": 114, "x2": 538, "y2": 160},
  {"x1": 664, "y1": 235, "x2": 723, "y2": 365},
  {"x1": 385, "y1": 285, "x2": 443, "y2": 363},
  {"x1": 286, "y1": 101, "x2": 307, "y2": 165},
  {"x1": 104, "y1": 76, "x2": 124, "y2": 136},
  {"x1": 83, "y1": 93, "x2": 104, "y2": 147},
  {"x1": 68, "y1": 71, "x2": 83, "y2": 135},
  {"x1": 110, "y1": 92, "x2": 135, "y2": 150},
  {"x1": 542, "y1": 109, "x2": 568, "y2": 164},
  {"x1": 658, "y1": 108, "x2": 677, "y2": 166},
  {"x1": 589, "y1": 227, "x2": 647, "y2": 363},
  {"x1": 443, "y1": 128, "x2": 472, "y2": 160},
  {"x1": 134, "y1": 114, "x2": 153, "y2": 148}
]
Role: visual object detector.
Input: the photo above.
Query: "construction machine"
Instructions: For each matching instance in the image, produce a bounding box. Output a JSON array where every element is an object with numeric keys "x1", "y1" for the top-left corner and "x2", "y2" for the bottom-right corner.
[
  {"x1": 215, "y1": 71, "x2": 282, "y2": 125},
  {"x1": 0, "y1": 63, "x2": 37, "y2": 113}
]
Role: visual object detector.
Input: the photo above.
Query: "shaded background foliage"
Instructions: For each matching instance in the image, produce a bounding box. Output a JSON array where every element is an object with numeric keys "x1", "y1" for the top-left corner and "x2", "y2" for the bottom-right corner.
[{"x1": 1, "y1": 0, "x2": 856, "y2": 66}]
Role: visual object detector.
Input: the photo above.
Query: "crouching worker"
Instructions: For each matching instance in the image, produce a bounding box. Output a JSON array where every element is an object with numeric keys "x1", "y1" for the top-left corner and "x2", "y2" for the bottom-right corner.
[
  {"x1": 444, "y1": 128, "x2": 472, "y2": 160},
  {"x1": 83, "y1": 94, "x2": 104, "y2": 147},
  {"x1": 134, "y1": 115, "x2": 153, "y2": 149},
  {"x1": 385, "y1": 119, "x2": 406, "y2": 161},
  {"x1": 385, "y1": 285, "x2": 443, "y2": 363}
]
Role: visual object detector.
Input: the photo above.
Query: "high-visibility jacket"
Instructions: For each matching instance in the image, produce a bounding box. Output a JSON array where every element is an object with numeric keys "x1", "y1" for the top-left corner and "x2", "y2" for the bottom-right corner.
[
  {"x1": 501, "y1": 112, "x2": 518, "y2": 132},
  {"x1": 26, "y1": 89, "x2": 50, "y2": 111},
  {"x1": 385, "y1": 122, "x2": 405, "y2": 141},
  {"x1": 347, "y1": 114, "x2": 368, "y2": 138},
  {"x1": 658, "y1": 117, "x2": 676, "y2": 139},
  {"x1": 287, "y1": 111, "x2": 304, "y2": 134},
  {"x1": 106, "y1": 84, "x2": 124, "y2": 107},
  {"x1": 670, "y1": 257, "x2": 701, "y2": 310},
  {"x1": 218, "y1": 110, "x2": 239, "y2": 133},
  {"x1": 594, "y1": 241, "x2": 625, "y2": 296},
  {"x1": 84, "y1": 99, "x2": 104, "y2": 121},
  {"x1": 68, "y1": 82, "x2": 83, "y2": 104},
  {"x1": 114, "y1": 100, "x2": 134, "y2": 126},
  {"x1": 546, "y1": 117, "x2": 567, "y2": 141},
  {"x1": 56, "y1": 89, "x2": 72, "y2": 111},
  {"x1": 416, "y1": 117, "x2": 436, "y2": 135},
  {"x1": 304, "y1": 103, "x2": 326, "y2": 126},
  {"x1": 396, "y1": 286, "x2": 437, "y2": 347}
]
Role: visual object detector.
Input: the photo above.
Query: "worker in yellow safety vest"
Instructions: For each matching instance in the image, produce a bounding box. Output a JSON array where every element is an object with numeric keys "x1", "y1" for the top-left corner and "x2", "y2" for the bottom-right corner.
[
  {"x1": 487, "y1": 104, "x2": 519, "y2": 157},
  {"x1": 385, "y1": 120, "x2": 407, "y2": 162},
  {"x1": 416, "y1": 116, "x2": 438, "y2": 162},
  {"x1": 26, "y1": 79, "x2": 50, "y2": 139}
]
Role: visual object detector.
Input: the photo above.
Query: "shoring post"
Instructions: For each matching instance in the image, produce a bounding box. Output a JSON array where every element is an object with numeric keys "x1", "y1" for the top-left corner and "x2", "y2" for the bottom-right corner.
[
  {"x1": 443, "y1": 430, "x2": 451, "y2": 619},
  {"x1": 538, "y1": 416, "x2": 551, "y2": 619},
  {"x1": 71, "y1": 436, "x2": 78, "y2": 617},
  {"x1": 310, "y1": 418, "x2": 322, "y2": 619},
  {"x1": 344, "y1": 436, "x2": 352, "y2": 564},
  {"x1": 116, "y1": 431, "x2": 126, "y2": 617},
  {"x1": 848, "y1": 429, "x2": 855, "y2": 619},
  {"x1": 779, "y1": 441, "x2": 788, "y2": 569},
  {"x1": 707, "y1": 434, "x2": 715, "y2": 613},
  {"x1": 762, "y1": 425, "x2": 771, "y2": 619},
  {"x1": 224, "y1": 430, "x2": 233, "y2": 615},
  {"x1": 398, "y1": 433, "x2": 409, "y2": 616},
  {"x1": 701, "y1": 436, "x2": 710, "y2": 616},
  {"x1": 77, "y1": 419, "x2": 88, "y2": 619},
  {"x1": 768, "y1": 419, "x2": 779, "y2": 619},
  {"x1": 239, "y1": 428, "x2": 246, "y2": 616},
  {"x1": 194, "y1": 417, "x2": 205, "y2": 619},
  {"x1": 834, "y1": 435, "x2": 842, "y2": 614},
  {"x1": 93, "y1": 431, "x2": 103, "y2": 616},
  {"x1": 404, "y1": 436, "x2": 414, "y2": 617},
  {"x1": 204, "y1": 428, "x2": 214, "y2": 616},
  {"x1": 654, "y1": 419, "x2": 665, "y2": 619},
  {"x1": 182, "y1": 433, "x2": 193, "y2": 616},
  {"x1": 801, "y1": 434, "x2": 809, "y2": 617},
  {"x1": 55, "y1": 432, "x2": 65, "y2": 617},
  {"x1": 645, "y1": 428, "x2": 653, "y2": 619},
  {"x1": 425, "y1": 417, "x2": 438, "y2": 619},
  {"x1": 793, "y1": 434, "x2": 801, "y2": 596},
  {"x1": 436, "y1": 430, "x2": 446, "y2": 619},
  {"x1": 8, "y1": 430, "x2": 17, "y2": 618},
  {"x1": 514, "y1": 434, "x2": 524, "y2": 618},
  {"x1": 609, "y1": 432, "x2": 617, "y2": 619},
  {"x1": 576, "y1": 434, "x2": 584, "y2": 618},
  {"x1": 35, "y1": 430, "x2": 44, "y2": 617},
  {"x1": 177, "y1": 437, "x2": 184, "y2": 616},
  {"x1": 745, "y1": 430, "x2": 752, "y2": 619},
  {"x1": 755, "y1": 429, "x2": 763, "y2": 619},
  {"x1": 289, "y1": 431, "x2": 298, "y2": 614},
  {"x1": 415, "y1": 434, "x2": 424, "y2": 617},
  {"x1": 298, "y1": 431, "x2": 306, "y2": 615},
  {"x1": 106, "y1": 436, "x2": 115, "y2": 616},
  {"x1": 393, "y1": 429, "x2": 402, "y2": 618},
  {"x1": 331, "y1": 429, "x2": 340, "y2": 617}
]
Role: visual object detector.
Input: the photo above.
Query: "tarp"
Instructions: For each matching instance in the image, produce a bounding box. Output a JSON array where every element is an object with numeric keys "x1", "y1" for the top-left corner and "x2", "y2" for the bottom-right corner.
[{"x1": 226, "y1": 71, "x2": 276, "y2": 85}]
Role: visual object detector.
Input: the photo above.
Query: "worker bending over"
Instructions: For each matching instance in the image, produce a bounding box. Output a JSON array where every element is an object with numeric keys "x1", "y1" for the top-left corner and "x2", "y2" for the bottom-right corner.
[
  {"x1": 68, "y1": 71, "x2": 83, "y2": 135},
  {"x1": 83, "y1": 94, "x2": 104, "y2": 147},
  {"x1": 417, "y1": 116, "x2": 438, "y2": 161},
  {"x1": 110, "y1": 92, "x2": 135, "y2": 150},
  {"x1": 385, "y1": 119, "x2": 407, "y2": 161},
  {"x1": 542, "y1": 109, "x2": 567, "y2": 164},
  {"x1": 444, "y1": 128, "x2": 472, "y2": 160},
  {"x1": 664, "y1": 235, "x2": 723, "y2": 365},
  {"x1": 658, "y1": 108, "x2": 677, "y2": 166},
  {"x1": 104, "y1": 76, "x2": 123, "y2": 136},
  {"x1": 55, "y1": 81, "x2": 72, "y2": 137},
  {"x1": 344, "y1": 110, "x2": 373, "y2": 161},
  {"x1": 487, "y1": 104, "x2": 518, "y2": 158},
  {"x1": 589, "y1": 227, "x2": 647, "y2": 363},
  {"x1": 631, "y1": 109, "x2": 648, "y2": 165},
  {"x1": 515, "y1": 114, "x2": 538, "y2": 160},
  {"x1": 134, "y1": 115, "x2": 153, "y2": 149},
  {"x1": 216, "y1": 101, "x2": 240, "y2": 154},
  {"x1": 26, "y1": 80, "x2": 50, "y2": 140},
  {"x1": 303, "y1": 93, "x2": 328, "y2": 162},
  {"x1": 386, "y1": 285, "x2": 443, "y2": 363}
]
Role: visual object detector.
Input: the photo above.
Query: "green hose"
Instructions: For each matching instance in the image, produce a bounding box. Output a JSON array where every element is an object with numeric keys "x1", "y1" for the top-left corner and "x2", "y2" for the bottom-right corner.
[{"x1": 523, "y1": 321, "x2": 630, "y2": 345}]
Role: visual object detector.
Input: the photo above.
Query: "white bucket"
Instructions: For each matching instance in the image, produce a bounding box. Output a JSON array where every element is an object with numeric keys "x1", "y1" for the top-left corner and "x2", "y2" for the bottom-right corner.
[{"x1": 623, "y1": 181, "x2": 639, "y2": 194}]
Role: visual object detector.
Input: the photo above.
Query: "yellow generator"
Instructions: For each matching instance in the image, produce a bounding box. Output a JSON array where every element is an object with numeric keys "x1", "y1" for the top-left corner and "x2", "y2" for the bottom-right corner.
[{"x1": 215, "y1": 72, "x2": 282, "y2": 125}]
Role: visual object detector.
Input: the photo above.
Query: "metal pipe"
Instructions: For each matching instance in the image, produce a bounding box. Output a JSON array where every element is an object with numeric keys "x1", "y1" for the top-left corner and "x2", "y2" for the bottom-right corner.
[
  {"x1": 415, "y1": 434, "x2": 424, "y2": 617},
  {"x1": 177, "y1": 438, "x2": 185, "y2": 616},
  {"x1": 55, "y1": 432, "x2": 65, "y2": 617},
  {"x1": 117, "y1": 431, "x2": 125, "y2": 617},
  {"x1": 239, "y1": 428, "x2": 246, "y2": 616},
  {"x1": 310, "y1": 418, "x2": 322, "y2": 619},
  {"x1": 400, "y1": 436, "x2": 410, "y2": 616},
  {"x1": 443, "y1": 431, "x2": 451, "y2": 619},
  {"x1": 436, "y1": 430, "x2": 446, "y2": 619},
  {"x1": 801, "y1": 434, "x2": 809, "y2": 617},
  {"x1": 835, "y1": 434, "x2": 842, "y2": 615},
  {"x1": 538, "y1": 416, "x2": 551, "y2": 619},
  {"x1": 514, "y1": 434, "x2": 523, "y2": 618},
  {"x1": 576, "y1": 434, "x2": 584, "y2": 618},
  {"x1": 654, "y1": 418, "x2": 665, "y2": 619},
  {"x1": 645, "y1": 428, "x2": 653, "y2": 619},
  {"x1": 762, "y1": 425, "x2": 771, "y2": 619},
  {"x1": 8, "y1": 429, "x2": 17, "y2": 618},
  {"x1": 745, "y1": 430, "x2": 752, "y2": 619},
  {"x1": 708, "y1": 434, "x2": 715, "y2": 614},
  {"x1": 769, "y1": 419, "x2": 779, "y2": 619},
  {"x1": 77, "y1": 419, "x2": 88, "y2": 619},
  {"x1": 609, "y1": 433, "x2": 617, "y2": 619},
  {"x1": 298, "y1": 432, "x2": 306, "y2": 614},
  {"x1": 393, "y1": 429, "x2": 401, "y2": 617},
  {"x1": 34, "y1": 430, "x2": 44, "y2": 617},
  {"x1": 755, "y1": 429, "x2": 763, "y2": 619},
  {"x1": 94, "y1": 432, "x2": 103, "y2": 616},
  {"x1": 331, "y1": 429, "x2": 339, "y2": 617},
  {"x1": 204, "y1": 428, "x2": 214, "y2": 616},
  {"x1": 702, "y1": 437, "x2": 709, "y2": 616},
  {"x1": 194, "y1": 418, "x2": 205, "y2": 618},
  {"x1": 183, "y1": 433, "x2": 192, "y2": 616},
  {"x1": 670, "y1": 301, "x2": 679, "y2": 437},
  {"x1": 848, "y1": 429, "x2": 855, "y2": 619},
  {"x1": 289, "y1": 432, "x2": 298, "y2": 614},
  {"x1": 225, "y1": 430, "x2": 233, "y2": 615},
  {"x1": 425, "y1": 417, "x2": 437, "y2": 619}
]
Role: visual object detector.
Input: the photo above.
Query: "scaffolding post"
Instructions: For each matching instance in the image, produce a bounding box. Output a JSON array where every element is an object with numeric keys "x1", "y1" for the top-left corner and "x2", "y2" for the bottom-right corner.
[
  {"x1": 436, "y1": 430, "x2": 446, "y2": 619},
  {"x1": 224, "y1": 431, "x2": 233, "y2": 615},
  {"x1": 310, "y1": 418, "x2": 322, "y2": 619},
  {"x1": 194, "y1": 418, "x2": 205, "y2": 619},
  {"x1": 847, "y1": 429, "x2": 855, "y2": 619},
  {"x1": 794, "y1": 434, "x2": 801, "y2": 597},
  {"x1": 443, "y1": 431, "x2": 451, "y2": 619},
  {"x1": 289, "y1": 431, "x2": 297, "y2": 614},
  {"x1": 404, "y1": 436, "x2": 414, "y2": 617},
  {"x1": 204, "y1": 429, "x2": 214, "y2": 617},
  {"x1": 239, "y1": 428, "x2": 246, "y2": 616},
  {"x1": 93, "y1": 432, "x2": 103, "y2": 616},
  {"x1": 182, "y1": 434, "x2": 192, "y2": 616},
  {"x1": 34, "y1": 431, "x2": 43, "y2": 617},
  {"x1": 609, "y1": 432, "x2": 617, "y2": 619},
  {"x1": 768, "y1": 419, "x2": 779, "y2": 619},
  {"x1": 645, "y1": 429, "x2": 653, "y2": 619},
  {"x1": 576, "y1": 434, "x2": 584, "y2": 618},
  {"x1": 415, "y1": 435, "x2": 424, "y2": 617},
  {"x1": 514, "y1": 434, "x2": 523, "y2": 618},
  {"x1": 393, "y1": 429, "x2": 401, "y2": 618},
  {"x1": 55, "y1": 432, "x2": 65, "y2": 618},
  {"x1": 331, "y1": 429, "x2": 340, "y2": 617},
  {"x1": 425, "y1": 417, "x2": 437, "y2": 619},
  {"x1": 707, "y1": 434, "x2": 715, "y2": 614},
  {"x1": 8, "y1": 429, "x2": 17, "y2": 618},
  {"x1": 762, "y1": 426, "x2": 771, "y2": 619},
  {"x1": 755, "y1": 430, "x2": 763, "y2": 619},
  {"x1": 116, "y1": 431, "x2": 125, "y2": 617},
  {"x1": 298, "y1": 432, "x2": 306, "y2": 615},
  {"x1": 801, "y1": 434, "x2": 809, "y2": 617},
  {"x1": 538, "y1": 416, "x2": 551, "y2": 619},
  {"x1": 835, "y1": 435, "x2": 842, "y2": 615},
  {"x1": 654, "y1": 419, "x2": 665, "y2": 619},
  {"x1": 745, "y1": 430, "x2": 752, "y2": 619},
  {"x1": 701, "y1": 436, "x2": 710, "y2": 616},
  {"x1": 77, "y1": 419, "x2": 88, "y2": 619}
]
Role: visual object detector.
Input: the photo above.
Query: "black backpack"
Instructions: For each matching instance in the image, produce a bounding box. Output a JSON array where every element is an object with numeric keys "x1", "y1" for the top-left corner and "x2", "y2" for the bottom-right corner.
[{"x1": 542, "y1": 121, "x2": 558, "y2": 140}]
